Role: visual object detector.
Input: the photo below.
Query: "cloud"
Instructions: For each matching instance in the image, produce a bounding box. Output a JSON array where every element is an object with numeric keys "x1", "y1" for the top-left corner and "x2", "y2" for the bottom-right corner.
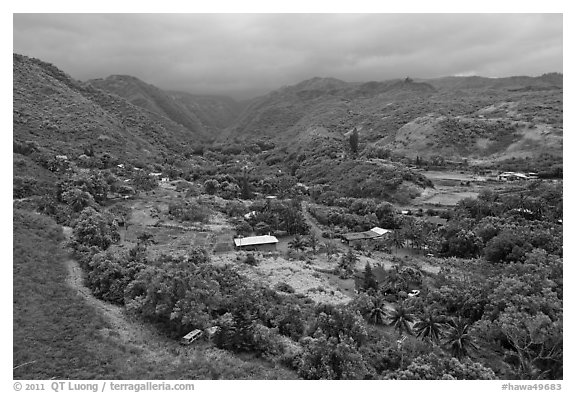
[{"x1": 13, "y1": 13, "x2": 562, "y2": 98}]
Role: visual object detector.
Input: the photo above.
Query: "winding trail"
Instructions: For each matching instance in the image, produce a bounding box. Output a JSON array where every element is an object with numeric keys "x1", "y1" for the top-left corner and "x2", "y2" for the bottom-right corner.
[{"x1": 60, "y1": 227, "x2": 186, "y2": 356}]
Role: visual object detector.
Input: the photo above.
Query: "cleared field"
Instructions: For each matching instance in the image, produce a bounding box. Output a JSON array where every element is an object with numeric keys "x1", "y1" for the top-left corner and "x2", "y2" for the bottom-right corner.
[
  {"x1": 212, "y1": 253, "x2": 352, "y2": 305},
  {"x1": 422, "y1": 170, "x2": 482, "y2": 181}
]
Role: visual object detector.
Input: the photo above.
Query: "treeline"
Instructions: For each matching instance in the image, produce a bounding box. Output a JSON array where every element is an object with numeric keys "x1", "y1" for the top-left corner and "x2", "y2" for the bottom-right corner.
[{"x1": 225, "y1": 198, "x2": 309, "y2": 237}]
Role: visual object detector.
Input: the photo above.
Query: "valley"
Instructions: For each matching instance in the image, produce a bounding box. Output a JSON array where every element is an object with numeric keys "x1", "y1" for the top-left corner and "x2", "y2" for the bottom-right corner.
[{"x1": 13, "y1": 53, "x2": 563, "y2": 381}]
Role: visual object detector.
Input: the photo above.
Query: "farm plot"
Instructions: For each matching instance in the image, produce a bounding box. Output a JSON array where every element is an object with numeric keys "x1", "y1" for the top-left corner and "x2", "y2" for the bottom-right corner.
[{"x1": 213, "y1": 231, "x2": 235, "y2": 253}]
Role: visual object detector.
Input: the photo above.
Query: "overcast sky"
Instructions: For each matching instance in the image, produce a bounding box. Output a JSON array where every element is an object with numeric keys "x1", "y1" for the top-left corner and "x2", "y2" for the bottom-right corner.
[{"x1": 13, "y1": 13, "x2": 562, "y2": 98}]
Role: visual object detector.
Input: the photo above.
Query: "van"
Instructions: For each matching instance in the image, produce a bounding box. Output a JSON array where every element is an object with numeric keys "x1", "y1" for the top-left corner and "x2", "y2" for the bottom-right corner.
[{"x1": 180, "y1": 329, "x2": 203, "y2": 345}]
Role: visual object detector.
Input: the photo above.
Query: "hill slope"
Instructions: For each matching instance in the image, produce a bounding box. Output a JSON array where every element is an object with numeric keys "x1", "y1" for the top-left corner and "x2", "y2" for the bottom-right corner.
[
  {"x1": 88, "y1": 75, "x2": 243, "y2": 139},
  {"x1": 13, "y1": 54, "x2": 207, "y2": 162},
  {"x1": 221, "y1": 77, "x2": 436, "y2": 142},
  {"x1": 222, "y1": 74, "x2": 562, "y2": 165}
]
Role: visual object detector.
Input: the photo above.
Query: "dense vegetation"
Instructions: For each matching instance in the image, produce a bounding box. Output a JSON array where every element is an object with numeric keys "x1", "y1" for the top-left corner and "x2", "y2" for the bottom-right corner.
[{"x1": 13, "y1": 54, "x2": 562, "y2": 380}]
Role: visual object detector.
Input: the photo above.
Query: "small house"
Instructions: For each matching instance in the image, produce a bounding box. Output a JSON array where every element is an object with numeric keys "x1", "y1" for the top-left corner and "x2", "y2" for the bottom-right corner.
[
  {"x1": 341, "y1": 227, "x2": 392, "y2": 247},
  {"x1": 498, "y1": 172, "x2": 528, "y2": 181},
  {"x1": 234, "y1": 235, "x2": 279, "y2": 252}
]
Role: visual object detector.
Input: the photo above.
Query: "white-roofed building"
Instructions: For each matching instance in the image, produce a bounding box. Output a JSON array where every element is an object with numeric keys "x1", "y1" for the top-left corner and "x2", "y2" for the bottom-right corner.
[
  {"x1": 234, "y1": 235, "x2": 279, "y2": 251},
  {"x1": 370, "y1": 227, "x2": 392, "y2": 237}
]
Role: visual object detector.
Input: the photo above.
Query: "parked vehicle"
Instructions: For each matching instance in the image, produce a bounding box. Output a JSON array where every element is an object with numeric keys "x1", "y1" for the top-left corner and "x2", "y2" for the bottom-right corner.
[
  {"x1": 180, "y1": 329, "x2": 203, "y2": 345},
  {"x1": 408, "y1": 289, "x2": 420, "y2": 298}
]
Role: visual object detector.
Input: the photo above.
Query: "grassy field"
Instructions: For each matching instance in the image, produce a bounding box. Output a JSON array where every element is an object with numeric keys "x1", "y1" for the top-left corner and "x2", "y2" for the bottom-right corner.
[{"x1": 13, "y1": 209, "x2": 296, "y2": 380}]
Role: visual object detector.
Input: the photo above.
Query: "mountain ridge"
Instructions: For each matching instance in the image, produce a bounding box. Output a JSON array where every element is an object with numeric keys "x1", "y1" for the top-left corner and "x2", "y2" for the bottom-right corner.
[
  {"x1": 13, "y1": 53, "x2": 562, "y2": 168},
  {"x1": 87, "y1": 75, "x2": 244, "y2": 140},
  {"x1": 13, "y1": 54, "x2": 207, "y2": 162}
]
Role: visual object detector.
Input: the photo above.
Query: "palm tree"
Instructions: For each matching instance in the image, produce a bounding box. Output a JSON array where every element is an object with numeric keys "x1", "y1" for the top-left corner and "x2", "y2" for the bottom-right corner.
[
  {"x1": 288, "y1": 234, "x2": 307, "y2": 251},
  {"x1": 367, "y1": 297, "x2": 388, "y2": 326},
  {"x1": 387, "y1": 303, "x2": 415, "y2": 336},
  {"x1": 443, "y1": 317, "x2": 478, "y2": 359},
  {"x1": 414, "y1": 312, "x2": 445, "y2": 344}
]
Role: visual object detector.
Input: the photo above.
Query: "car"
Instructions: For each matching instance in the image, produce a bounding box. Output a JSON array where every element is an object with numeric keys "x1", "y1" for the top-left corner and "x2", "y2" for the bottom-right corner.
[{"x1": 408, "y1": 289, "x2": 420, "y2": 298}]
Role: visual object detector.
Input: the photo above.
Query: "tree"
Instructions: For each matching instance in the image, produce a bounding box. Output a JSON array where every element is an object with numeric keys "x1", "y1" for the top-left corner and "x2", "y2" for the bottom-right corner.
[
  {"x1": 137, "y1": 231, "x2": 154, "y2": 247},
  {"x1": 203, "y1": 179, "x2": 219, "y2": 195},
  {"x1": 484, "y1": 231, "x2": 532, "y2": 263},
  {"x1": 73, "y1": 207, "x2": 119, "y2": 250},
  {"x1": 253, "y1": 221, "x2": 271, "y2": 236},
  {"x1": 61, "y1": 188, "x2": 95, "y2": 212},
  {"x1": 288, "y1": 234, "x2": 307, "y2": 251},
  {"x1": 445, "y1": 229, "x2": 483, "y2": 258},
  {"x1": 375, "y1": 202, "x2": 396, "y2": 229},
  {"x1": 87, "y1": 250, "x2": 145, "y2": 305},
  {"x1": 367, "y1": 296, "x2": 388, "y2": 326},
  {"x1": 363, "y1": 262, "x2": 378, "y2": 291},
  {"x1": 125, "y1": 260, "x2": 222, "y2": 335},
  {"x1": 388, "y1": 303, "x2": 415, "y2": 336},
  {"x1": 388, "y1": 352, "x2": 496, "y2": 380},
  {"x1": 391, "y1": 230, "x2": 405, "y2": 253},
  {"x1": 297, "y1": 333, "x2": 367, "y2": 380},
  {"x1": 219, "y1": 181, "x2": 240, "y2": 200},
  {"x1": 337, "y1": 249, "x2": 358, "y2": 278},
  {"x1": 240, "y1": 167, "x2": 253, "y2": 200},
  {"x1": 310, "y1": 305, "x2": 368, "y2": 346},
  {"x1": 234, "y1": 220, "x2": 253, "y2": 237},
  {"x1": 497, "y1": 310, "x2": 562, "y2": 379},
  {"x1": 349, "y1": 128, "x2": 359, "y2": 155},
  {"x1": 443, "y1": 317, "x2": 478, "y2": 359},
  {"x1": 414, "y1": 312, "x2": 445, "y2": 344}
]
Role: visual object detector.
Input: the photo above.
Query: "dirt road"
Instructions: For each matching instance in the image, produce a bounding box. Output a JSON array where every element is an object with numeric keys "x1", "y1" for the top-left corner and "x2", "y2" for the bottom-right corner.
[
  {"x1": 301, "y1": 201, "x2": 346, "y2": 252},
  {"x1": 61, "y1": 227, "x2": 186, "y2": 356}
]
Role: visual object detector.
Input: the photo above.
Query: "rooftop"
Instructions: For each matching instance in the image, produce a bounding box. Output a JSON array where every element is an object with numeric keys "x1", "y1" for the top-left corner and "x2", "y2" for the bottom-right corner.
[
  {"x1": 342, "y1": 228, "x2": 390, "y2": 242},
  {"x1": 234, "y1": 235, "x2": 279, "y2": 247},
  {"x1": 370, "y1": 227, "x2": 392, "y2": 236}
]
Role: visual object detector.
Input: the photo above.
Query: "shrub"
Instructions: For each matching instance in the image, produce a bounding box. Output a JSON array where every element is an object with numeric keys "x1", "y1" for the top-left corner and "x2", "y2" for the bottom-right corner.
[
  {"x1": 244, "y1": 253, "x2": 258, "y2": 266},
  {"x1": 275, "y1": 282, "x2": 295, "y2": 293}
]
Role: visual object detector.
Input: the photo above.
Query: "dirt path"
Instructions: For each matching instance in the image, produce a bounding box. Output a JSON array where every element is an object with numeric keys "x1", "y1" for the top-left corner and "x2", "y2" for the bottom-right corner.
[
  {"x1": 63, "y1": 258, "x2": 141, "y2": 343},
  {"x1": 302, "y1": 201, "x2": 346, "y2": 252},
  {"x1": 61, "y1": 227, "x2": 184, "y2": 356}
]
